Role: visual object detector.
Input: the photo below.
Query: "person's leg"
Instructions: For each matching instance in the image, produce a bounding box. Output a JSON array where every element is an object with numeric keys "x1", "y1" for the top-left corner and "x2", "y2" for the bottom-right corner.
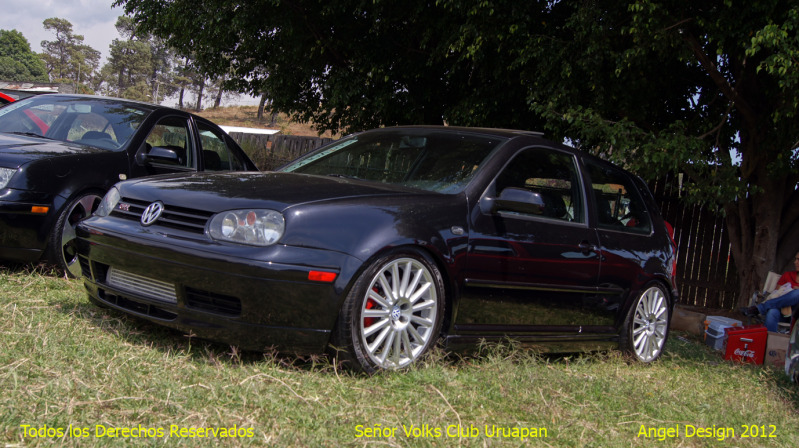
[
  {"x1": 756, "y1": 288, "x2": 799, "y2": 314},
  {"x1": 764, "y1": 308, "x2": 782, "y2": 332}
]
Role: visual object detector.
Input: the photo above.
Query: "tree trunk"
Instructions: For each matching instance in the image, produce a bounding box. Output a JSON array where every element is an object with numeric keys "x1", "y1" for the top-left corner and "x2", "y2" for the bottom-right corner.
[
  {"x1": 195, "y1": 79, "x2": 205, "y2": 111},
  {"x1": 726, "y1": 139, "x2": 789, "y2": 307},
  {"x1": 178, "y1": 87, "x2": 185, "y2": 109},
  {"x1": 214, "y1": 82, "x2": 223, "y2": 108},
  {"x1": 257, "y1": 93, "x2": 267, "y2": 121}
]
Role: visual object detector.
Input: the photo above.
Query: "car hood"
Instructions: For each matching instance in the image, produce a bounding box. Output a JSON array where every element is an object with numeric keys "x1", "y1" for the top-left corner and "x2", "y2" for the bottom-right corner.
[
  {"x1": 0, "y1": 133, "x2": 108, "y2": 167},
  {"x1": 119, "y1": 171, "x2": 438, "y2": 212}
]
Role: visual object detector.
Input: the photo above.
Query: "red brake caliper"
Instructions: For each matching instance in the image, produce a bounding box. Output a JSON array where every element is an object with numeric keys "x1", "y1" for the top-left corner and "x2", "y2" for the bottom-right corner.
[{"x1": 364, "y1": 288, "x2": 378, "y2": 327}]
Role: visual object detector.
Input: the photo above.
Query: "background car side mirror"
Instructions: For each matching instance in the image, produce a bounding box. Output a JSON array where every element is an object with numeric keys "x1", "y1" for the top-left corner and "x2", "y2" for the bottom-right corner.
[
  {"x1": 490, "y1": 187, "x2": 545, "y2": 215},
  {"x1": 136, "y1": 143, "x2": 184, "y2": 166}
]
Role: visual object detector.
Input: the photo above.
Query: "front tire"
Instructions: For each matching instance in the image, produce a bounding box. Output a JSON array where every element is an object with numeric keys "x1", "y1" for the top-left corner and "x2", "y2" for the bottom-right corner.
[
  {"x1": 333, "y1": 249, "x2": 445, "y2": 373},
  {"x1": 47, "y1": 193, "x2": 102, "y2": 278},
  {"x1": 621, "y1": 284, "x2": 670, "y2": 362}
]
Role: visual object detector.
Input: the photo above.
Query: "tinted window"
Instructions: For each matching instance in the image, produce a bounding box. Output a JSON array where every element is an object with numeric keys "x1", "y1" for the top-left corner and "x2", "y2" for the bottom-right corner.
[
  {"x1": 584, "y1": 159, "x2": 651, "y2": 233},
  {"x1": 197, "y1": 122, "x2": 247, "y2": 171},
  {"x1": 144, "y1": 116, "x2": 193, "y2": 168}
]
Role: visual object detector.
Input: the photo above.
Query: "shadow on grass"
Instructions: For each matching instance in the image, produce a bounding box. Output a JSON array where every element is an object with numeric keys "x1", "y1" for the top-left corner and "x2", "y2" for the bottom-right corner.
[
  {"x1": 56, "y1": 293, "x2": 346, "y2": 374},
  {"x1": 48, "y1": 282, "x2": 799, "y2": 409}
]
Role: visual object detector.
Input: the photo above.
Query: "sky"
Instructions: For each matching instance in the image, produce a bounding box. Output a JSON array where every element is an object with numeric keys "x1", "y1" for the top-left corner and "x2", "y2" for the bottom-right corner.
[{"x1": 0, "y1": 0, "x2": 124, "y2": 62}]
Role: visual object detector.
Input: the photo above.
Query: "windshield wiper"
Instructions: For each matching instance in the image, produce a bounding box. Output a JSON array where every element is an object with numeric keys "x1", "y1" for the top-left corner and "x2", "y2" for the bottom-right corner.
[{"x1": 7, "y1": 132, "x2": 53, "y2": 140}]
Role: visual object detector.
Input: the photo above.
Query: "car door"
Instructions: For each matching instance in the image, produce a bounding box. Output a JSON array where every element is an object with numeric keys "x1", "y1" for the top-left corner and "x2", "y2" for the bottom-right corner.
[
  {"x1": 456, "y1": 146, "x2": 611, "y2": 337},
  {"x1": 583, "y1": 157, "x2": 656, "y2": 318}
]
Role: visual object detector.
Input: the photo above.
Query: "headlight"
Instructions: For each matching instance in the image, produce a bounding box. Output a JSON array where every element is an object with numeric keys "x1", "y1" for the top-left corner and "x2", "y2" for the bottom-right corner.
[
  {"x1": 0, "y1": 167, "x2": 17, "y2": 189},
  {"x1": 207, "y1": 209, "x2": 284, "y2": 246},
  {"x1": 95, "y1": 187, "x2": 121, "y2": 217}
]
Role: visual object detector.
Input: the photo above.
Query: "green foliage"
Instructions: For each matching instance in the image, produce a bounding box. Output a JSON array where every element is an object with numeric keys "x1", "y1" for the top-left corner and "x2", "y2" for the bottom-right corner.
[
  {"x1": 0, "y1": 29, "x2": 48, "y2": 82},
  {"x1": 100, "y1": 16, "x2": 181, "y2": 102},
  {"x1": 40, "y1": 18, "x2": 100, "y2": 85},
  {"x1": 116, "y1": 0, "x2": 799, "y2": 298}
]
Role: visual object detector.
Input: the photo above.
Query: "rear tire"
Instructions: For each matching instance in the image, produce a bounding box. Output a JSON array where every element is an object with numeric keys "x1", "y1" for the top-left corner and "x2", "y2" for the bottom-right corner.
[
  {"x1": 46, "y1": 192, "x2": 102, "y2": 278},
  {"x1": 620, "y1": 284, "x2": 670, "y2": 362},
  {"x1": 332, "y1": 249, "x2": 445, "y2": 373}
]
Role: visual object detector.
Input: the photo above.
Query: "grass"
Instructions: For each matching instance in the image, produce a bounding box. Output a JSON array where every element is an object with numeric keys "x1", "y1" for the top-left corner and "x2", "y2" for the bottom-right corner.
[{"x1": 1, "y1": 264, "x2": 798, "y2": 447}]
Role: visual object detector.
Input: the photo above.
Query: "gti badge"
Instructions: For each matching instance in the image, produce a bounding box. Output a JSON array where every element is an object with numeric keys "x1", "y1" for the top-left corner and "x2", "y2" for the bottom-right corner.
[{"x1": 141, "y1": 201, "x2": 164, "y2": 226}]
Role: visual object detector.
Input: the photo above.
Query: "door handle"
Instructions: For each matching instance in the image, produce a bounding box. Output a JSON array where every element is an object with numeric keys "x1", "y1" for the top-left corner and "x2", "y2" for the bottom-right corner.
[{"x1": 579, "y1": 241, "x2": 597, "y2": 254}]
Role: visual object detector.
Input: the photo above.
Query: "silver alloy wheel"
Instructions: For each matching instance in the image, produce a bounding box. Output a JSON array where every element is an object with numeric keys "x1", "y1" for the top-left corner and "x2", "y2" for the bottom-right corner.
[
  {"x1": 631, "y1": 286, "x2": 669, "y2": 362},
  {"x1": 60, "y1": 194, "x2": 101, "y2": 277},
  {"x1": 359, "y1": 257, "x2": 439, "y2": 369}
]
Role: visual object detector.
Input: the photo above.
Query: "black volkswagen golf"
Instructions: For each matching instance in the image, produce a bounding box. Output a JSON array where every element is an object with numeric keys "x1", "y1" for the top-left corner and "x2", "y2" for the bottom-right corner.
[
  {"x1": 0, "y1": 94, "x2": 256, "y2": 276},
  {"x1": 76, "y1": 127, "x2": 678, "y2": 373}
]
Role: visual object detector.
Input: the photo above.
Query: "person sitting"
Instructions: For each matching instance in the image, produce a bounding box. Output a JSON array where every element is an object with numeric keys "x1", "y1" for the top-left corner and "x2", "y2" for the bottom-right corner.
[{"x1": 740, "y1": 250, "x2": 799, "y2": 332}]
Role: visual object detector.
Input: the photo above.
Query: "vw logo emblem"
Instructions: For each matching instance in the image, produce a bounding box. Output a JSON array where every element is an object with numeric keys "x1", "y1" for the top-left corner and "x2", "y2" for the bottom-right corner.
[
  {"x1": 391, "y1": 306, "x2": 402, "y2": 321},
  {"x1": 141, "y1": 201, "x2": 164, "y2": 226}
]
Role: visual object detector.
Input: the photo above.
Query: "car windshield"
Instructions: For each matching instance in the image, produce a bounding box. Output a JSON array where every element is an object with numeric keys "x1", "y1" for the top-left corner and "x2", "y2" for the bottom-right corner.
[
  {"x1": 280, "y1": 129, "x2": 506, "y2": 193},
  {"x1": 0, "y1": 95, "x2": 152, "y2": 151}
]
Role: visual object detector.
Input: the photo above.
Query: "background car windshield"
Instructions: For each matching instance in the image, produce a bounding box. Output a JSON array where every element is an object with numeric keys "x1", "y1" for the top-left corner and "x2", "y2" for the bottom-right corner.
[
  {"x1": 281, "y1": 130, "x2": 505, "y2": 193},
  {"x1": 0, "y1": 96, "x2": 151, "y2": 151}
]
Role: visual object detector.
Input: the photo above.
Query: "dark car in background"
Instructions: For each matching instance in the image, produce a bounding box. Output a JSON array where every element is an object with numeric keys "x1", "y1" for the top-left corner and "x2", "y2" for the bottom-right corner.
[
  {"x1": 76, "y1": 126, "x2": 678, "y2": 372},
  {"x1": 0, "y1": 94, "x2": 257, "y2": 276}
]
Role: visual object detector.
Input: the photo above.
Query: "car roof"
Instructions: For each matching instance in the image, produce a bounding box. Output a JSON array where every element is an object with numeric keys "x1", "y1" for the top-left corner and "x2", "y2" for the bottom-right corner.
[{"x1": 379, "y1": 125, "x2": 544, "y2": 139}]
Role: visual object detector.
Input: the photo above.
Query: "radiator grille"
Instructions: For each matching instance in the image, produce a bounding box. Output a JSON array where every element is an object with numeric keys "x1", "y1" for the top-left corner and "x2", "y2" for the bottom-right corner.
[
  {"x1": 106, "y1": 267, "x2": 177, "y2": 304},
  {"x1": 111, "y1": 198, "x2": 213, "y2": 234}
]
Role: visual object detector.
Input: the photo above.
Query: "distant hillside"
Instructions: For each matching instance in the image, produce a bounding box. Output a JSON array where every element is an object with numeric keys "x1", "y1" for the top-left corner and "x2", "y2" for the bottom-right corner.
[{"x1": 196, "y1": 106, "x2": 338, "y2": 138}]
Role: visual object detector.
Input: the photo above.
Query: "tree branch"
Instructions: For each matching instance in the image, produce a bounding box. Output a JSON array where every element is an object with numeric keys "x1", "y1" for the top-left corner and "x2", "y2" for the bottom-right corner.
[{"x1": 681, "y1": 32, "x2": 758, "y2": 129}]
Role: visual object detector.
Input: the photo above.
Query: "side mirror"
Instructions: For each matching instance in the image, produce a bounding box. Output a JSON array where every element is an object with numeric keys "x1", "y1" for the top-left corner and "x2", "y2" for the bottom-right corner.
[
  {"x1": 137, "y1": 144, "x2": 183, "y2": 166},
  {"x1": 492, "y1": 187, "x2": 545, "y2": 215}
]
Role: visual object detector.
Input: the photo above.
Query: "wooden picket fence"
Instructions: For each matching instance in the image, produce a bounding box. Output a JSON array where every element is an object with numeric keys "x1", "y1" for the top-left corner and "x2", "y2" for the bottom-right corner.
[
  {"x1": 229, "y1": 133, "x2": 740, "y2": 309},
  {"x1": 649, "y1": 175, "x2": 739, "y2": 310},
  {"x1": 229, "y1": 132, "x2": 335, "y2": 171}
]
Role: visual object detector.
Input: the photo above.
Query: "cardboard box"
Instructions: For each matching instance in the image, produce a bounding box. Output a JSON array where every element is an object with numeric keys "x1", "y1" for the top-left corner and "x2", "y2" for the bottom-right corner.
[
  {"x1": 671, "y1": 307, "x2": 706, "y2": 336},
  {"x1": 765, "y1": 331, "x2": 790, "y2": 370},
  {"x1": 723, "y1": 325, "x2": 767, "y2": 365}
]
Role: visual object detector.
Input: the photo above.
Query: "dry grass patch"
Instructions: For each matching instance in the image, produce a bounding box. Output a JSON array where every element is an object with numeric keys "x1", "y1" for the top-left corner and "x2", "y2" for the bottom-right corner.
[{"x1": 1, "y1": 265, "x2": 798, "y2": 447}]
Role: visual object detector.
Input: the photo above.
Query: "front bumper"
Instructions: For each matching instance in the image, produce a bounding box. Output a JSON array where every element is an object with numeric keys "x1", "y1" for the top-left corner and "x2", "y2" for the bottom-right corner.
[
  {"x1": 76, "y1": 220, "x2": 363, "y2": 354},
  {"x1": 0, "y1": 199, "x2": 55, "y2": 262}
]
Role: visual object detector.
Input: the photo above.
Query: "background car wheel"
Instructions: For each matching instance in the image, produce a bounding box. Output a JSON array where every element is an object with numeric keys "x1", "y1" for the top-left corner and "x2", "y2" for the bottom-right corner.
[
  {"x1": 333, "y1": 249, "x2": 445, "y2": 373},
  {"x1": 47, "y1": 193, "x2": 102, "y2": 278},
  {"x1": 620, "y1": 284, "x2": 670, "y2": 362}
]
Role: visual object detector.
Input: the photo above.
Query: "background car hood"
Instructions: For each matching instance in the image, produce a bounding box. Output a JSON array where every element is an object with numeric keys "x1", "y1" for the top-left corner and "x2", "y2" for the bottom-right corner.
[
  {"x1": 0, "y1": 133, "x2": 107, "y2": 167},
  {"x1": 119, "y1": 171, "x2": 437, "y2": 212}
]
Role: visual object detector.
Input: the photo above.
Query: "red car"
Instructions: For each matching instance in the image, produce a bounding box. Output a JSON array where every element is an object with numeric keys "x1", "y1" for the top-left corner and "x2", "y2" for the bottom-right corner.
[{"x1": 0, "y1": 92, "x2": 15, "y2": 106}]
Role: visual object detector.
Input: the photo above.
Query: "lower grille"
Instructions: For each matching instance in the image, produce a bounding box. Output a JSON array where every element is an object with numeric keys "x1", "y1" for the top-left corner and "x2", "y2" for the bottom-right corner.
[
  {"x1": 78, "y1": 255, "x2": 92, "y2": 279},
  {"x1": 186, "y1": 288, "x2": 242, "y2": 316},
  {"x1": 99, "y1": 289, "x2": 177, "y2": 320},
  {"x1": 106, "y1": 267, "x2": 177, "y2": 304}
]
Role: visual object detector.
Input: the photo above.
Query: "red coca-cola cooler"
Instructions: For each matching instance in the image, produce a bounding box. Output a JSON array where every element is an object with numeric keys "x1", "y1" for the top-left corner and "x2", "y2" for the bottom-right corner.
[{"x1": 723, "y1": 325, "x2": 767, "y2": 365}]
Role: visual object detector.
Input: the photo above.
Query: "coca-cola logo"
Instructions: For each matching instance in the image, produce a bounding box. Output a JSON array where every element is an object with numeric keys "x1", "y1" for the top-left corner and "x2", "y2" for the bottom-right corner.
[{"x1": 734, "y1": 348, "x2": 755, "y2": 358}]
